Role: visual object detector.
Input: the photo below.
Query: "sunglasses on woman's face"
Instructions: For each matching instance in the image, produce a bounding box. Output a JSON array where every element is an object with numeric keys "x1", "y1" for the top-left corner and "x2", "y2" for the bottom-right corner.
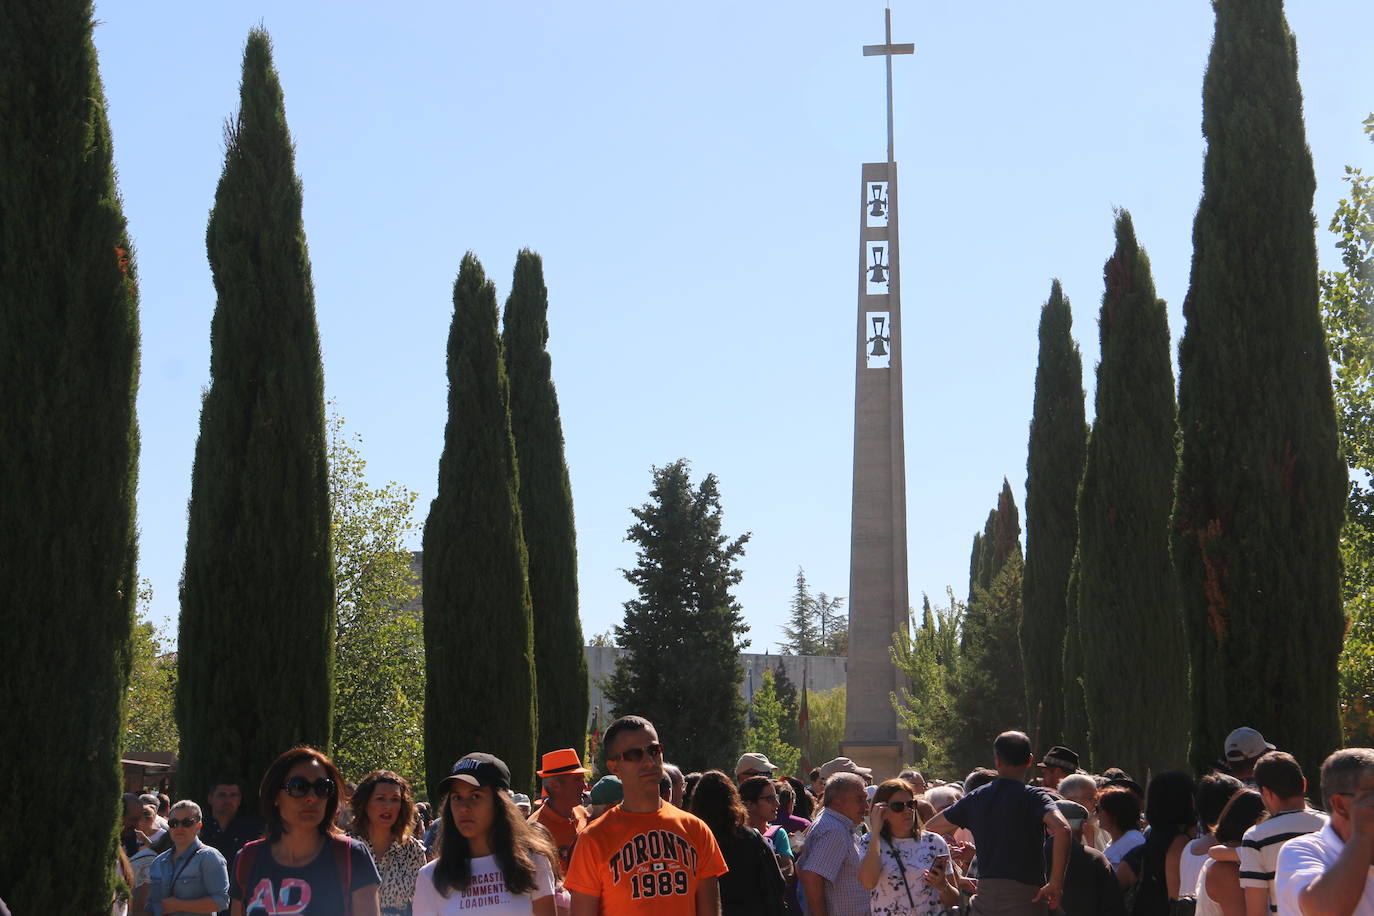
[
  {"x1": 167, "y1": 817, "x2": 200, "y2": 829},
  {"x1": 885, "y1": 800, "x2": 915, "y2": 813},
  {"x1": 612, "y1": 742, "x2": 664, "y2": 763},
  {"x1": 281, "y1": 776, "x2": 337, "y2": 799}
]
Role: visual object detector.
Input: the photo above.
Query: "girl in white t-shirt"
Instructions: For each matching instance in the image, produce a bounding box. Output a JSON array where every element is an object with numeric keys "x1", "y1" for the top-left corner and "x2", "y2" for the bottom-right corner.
[{"x1": 413, "y1": 752, "x2": 558, "y2": 916}]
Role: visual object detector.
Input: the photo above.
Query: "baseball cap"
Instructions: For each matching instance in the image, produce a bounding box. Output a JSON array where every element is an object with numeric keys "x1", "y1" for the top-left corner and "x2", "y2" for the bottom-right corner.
[
  {"x1": 1042, "y1": 746, "x2": 1080, "y2": 772},
  {"x1": 819, "y1": 757, "x2": 873, "y2": 780},
  {"x1": 589, "y1": 775, "x2": 624, "y2": 806},
  {"x1": 1224, "y1": 727, "x2": 1276, "y2": 761},
  {"x1": 736, "y1": 753, "x2": 778, "y2": 776},
  {"x1": 1056, "y1": 800, "x2": 1089, "y2": 828},
  {"x1": 438, "y1": 753, "x2": 511, "y2": 793},
  {"x1": 537, "y1": 748, "x2": 591, "y2": 778}
]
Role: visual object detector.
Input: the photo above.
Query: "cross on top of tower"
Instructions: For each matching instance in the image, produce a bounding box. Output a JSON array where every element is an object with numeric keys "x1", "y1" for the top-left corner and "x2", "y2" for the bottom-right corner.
[{"x1": 862, "y1": 7, "x2": 914, "y2": 164}]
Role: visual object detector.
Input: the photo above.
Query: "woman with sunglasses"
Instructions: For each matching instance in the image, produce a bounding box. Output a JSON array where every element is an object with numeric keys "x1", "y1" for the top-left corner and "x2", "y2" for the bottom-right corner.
[
  {"x1": 230, "y1": 747, "x2": 381, "y2": 916},
  {"x1": 350, "y1": 770, "x2": 428, "y2": 916},
  {"x1": 412, "y1": 753, "x2": 558, "y2": 915},
  {"x1": 144, "y1": 800, "x2": 229, "y2": 914},
  {"x1": 859, "y1": 779, "x2": 959, "y2": 915}
]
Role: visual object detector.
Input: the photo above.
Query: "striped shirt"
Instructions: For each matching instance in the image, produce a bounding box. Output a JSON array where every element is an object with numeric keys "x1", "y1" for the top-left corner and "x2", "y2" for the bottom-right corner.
[
  {"x1": 1238, "y1": 808, "x2": 1328, "y2": 913},
  {"x1": 798, "y1": 807, "x2": 868, "y2": 916}
]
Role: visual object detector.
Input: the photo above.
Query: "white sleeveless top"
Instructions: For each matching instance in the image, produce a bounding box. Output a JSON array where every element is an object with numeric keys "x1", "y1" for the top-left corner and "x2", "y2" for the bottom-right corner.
[
  {"x1": 1179, "y1": 836, "x2": 1213, "y2": 902},
  {"x1": 1194, "y1": 858, "x2": 1224, "y2": 916}
]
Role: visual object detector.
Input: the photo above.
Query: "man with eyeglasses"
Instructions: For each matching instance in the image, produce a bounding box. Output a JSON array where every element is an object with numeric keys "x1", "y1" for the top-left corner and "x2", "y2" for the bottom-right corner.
[
  {"x1": 736, "y1": 752, "x2": 778, "y2": 786},
  {"x1": 1276, "y1": 748, "x2": 1374, "y2": 916},
  {"x1": 566, "y1": 715, "x2": 728, "y2": 915}
]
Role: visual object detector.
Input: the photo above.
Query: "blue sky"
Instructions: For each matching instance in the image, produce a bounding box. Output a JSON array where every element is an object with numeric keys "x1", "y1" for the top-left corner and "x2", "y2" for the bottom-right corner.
[{"x1": 94, "y1": 1, "x2": 1374, "y2": 651}]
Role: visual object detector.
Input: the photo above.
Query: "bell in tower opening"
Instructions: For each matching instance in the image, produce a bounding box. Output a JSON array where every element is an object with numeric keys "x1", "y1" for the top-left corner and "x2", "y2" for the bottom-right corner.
[
  {"x1": 866, "y1": 311, "x2": 891, "y2": 368},
  {"x1": 865, "y1": 241, "x2": 890, "y2": 294},
  {"x1": 866, "y1": 181, "x2": 889, "y2": 227}
]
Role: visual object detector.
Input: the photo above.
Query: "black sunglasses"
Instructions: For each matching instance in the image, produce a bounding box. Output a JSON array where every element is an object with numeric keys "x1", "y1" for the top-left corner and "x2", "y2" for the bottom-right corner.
[
  {"x1": 884, "y1": 800, "x2": 916, "y2": 813},
  {"x1": 167, "y1": 816, "x2": 200, "y2": 829},
  {"x1": 612, "y1": 742, "x2": 664, "y2": 763},
  {"x1": 740, "y1": 770, "x2": 772, "y2": 778},
  {"x1": 281, "y1": 776, "x2": 337, "y2": 799}
]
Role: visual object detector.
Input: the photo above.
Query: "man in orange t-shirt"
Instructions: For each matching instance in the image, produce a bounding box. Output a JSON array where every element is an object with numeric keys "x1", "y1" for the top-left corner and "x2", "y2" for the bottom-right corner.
[
  {"x1": 530, "y1": 747, "x2": 592, "y2": 873},
  {"x1": 566, "y1": 715, "x2": 727, "y2": 915}
]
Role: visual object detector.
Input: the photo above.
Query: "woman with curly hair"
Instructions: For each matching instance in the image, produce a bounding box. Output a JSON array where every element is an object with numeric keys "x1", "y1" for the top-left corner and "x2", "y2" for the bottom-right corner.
[
  {"x1": 413, "y1": 753, "x2": 558, "y2": 915},
  {"x1": 351, "y1": 770, "x2": 428, "y2": 916},
  {"x1": 689, "y1": 770, "x2": 785, "y2": 916}
]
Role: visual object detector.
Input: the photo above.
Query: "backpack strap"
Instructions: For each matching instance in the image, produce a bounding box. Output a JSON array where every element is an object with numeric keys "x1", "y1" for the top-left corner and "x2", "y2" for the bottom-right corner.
[
  {"x1": 234, "y1": 839, "x2": 263, "y2": 901},
  {"x1": 331, "y1": 835, "x2": 354, "y2": 916}
]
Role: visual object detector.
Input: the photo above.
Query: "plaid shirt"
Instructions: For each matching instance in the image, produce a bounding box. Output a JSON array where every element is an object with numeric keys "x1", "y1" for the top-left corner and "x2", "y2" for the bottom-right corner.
[{"x1": 799, "y1": 806, "x2": 869, "y2": 916}]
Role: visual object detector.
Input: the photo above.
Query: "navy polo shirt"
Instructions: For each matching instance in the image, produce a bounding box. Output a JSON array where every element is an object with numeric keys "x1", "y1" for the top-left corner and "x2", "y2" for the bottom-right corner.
[{"x1": 943, "y1": 777, "x2": 1057, "y2": 887}]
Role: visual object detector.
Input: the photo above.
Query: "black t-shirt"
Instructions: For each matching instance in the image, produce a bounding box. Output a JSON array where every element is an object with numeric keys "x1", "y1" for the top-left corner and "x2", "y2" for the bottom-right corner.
[
  {"x1": 231, "y1": 835, "x2": 380, "y2": 915},
  {"x1": 1049, "y1": 839, "x2": 1127, "y2": 916},
  {"x1": 203, "y1": 814, "x2": 265, "y2": 864},
  {"x1": 943, "y1": 777, "x2": 1056, "y2": 886},
  {"x1": 716, "y1": 827, "x2": 784, "y2": 916}
]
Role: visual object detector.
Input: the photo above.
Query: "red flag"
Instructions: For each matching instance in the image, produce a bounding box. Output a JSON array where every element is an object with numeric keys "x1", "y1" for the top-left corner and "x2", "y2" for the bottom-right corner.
[{"x1": 798, "y1": 660, "x2": 812, "y2": 774}]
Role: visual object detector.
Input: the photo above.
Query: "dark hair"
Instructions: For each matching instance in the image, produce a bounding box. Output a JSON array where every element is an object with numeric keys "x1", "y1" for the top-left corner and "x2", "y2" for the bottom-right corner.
[
  {"x1": 1214, "y1": 790, "x2": 1266, "y2": 845},
  {"x1": 1097, "y1": 787, "x2": 1141, "y2": 834},
  {"x1": 259, "y1": 747, "x2": 344, "y2": 841},
  {"x1": 1102, "y1": 767, "x2": 1131, "y2": 782},
  {"x1": 993, "y1": 731, "x2": 1032, "y2": 766},
  {"x1": 350, "y1": 770, "x2": 417, "y2": 844},
  {"x1": 738, "y1": 775, "x2": 774, "y2": 806},
  {"x1": 1145, "y1": 771, "x2": 1195, "y2": 835},
  {"x1": 785, "y1": 776, "x2": 814, "y2": 820},
  {"x1": 1254, "y1": 751, "x2": 1306, "y2": 800},
  {"x1": 157, "y1": 793, "x2": 171, "y2": 816},
  {"x1": 964, "y1": 767, "x2": 997, "y2": 794},
  {"x1": 659, "y1": 773, "x2": 672, "y2": 801},
  {"x1": 210, "y1": 777, "x2": 242, "y2": 794},
  {"x1": 1195, "y1": 773, "x2": 1243, "y2": 831},
  {"x1": 810, "y1": 768, "x2": 822, "y2": 781},
  {"x1": 689, "y1": 771, "x2": 748, "y2": 843},
  {"x1": 1320, "y1": 748, "x2": 1374, "y2": 810},
  {"x1": 775, "y1": 782, "x2": 795, "y2": 809},
  {"x1": 683, "y1": 772, "x2": 702, "y2": 808},
  {"x1": 603, "y1": 715, "x2": 654, "y2": 758},
  {"x1": 433, "y1": 785, "x2": 558, "y2": 897},
  {"x1": 874, "y1": 778, "x2": 923, "y2": 842}
]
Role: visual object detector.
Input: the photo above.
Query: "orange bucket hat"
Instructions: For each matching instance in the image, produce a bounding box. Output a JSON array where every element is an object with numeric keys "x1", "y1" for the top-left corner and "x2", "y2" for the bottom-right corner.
[{"x1": 537, "y1": 748, "x2": 591, "y2": 778}]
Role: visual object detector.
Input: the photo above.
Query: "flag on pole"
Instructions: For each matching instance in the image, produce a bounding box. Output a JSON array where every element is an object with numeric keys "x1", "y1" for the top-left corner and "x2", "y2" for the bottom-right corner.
[{"x1": 799, "y1": 658, "x2": 812, "y2": 774}]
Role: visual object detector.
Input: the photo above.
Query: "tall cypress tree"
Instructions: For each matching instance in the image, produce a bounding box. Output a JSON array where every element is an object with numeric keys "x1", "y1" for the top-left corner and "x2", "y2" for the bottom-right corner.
[
  {"x1": 424, "y1": 253, "x2": 537, "y2": 794},
  {"x1": 177, "y1": 29, "x2": 334, "y2": 810},
  {"x1": 501, "y1": 249, "x2": 587, "y2": 758},
  {"x1": 604, "y1": 460, "x2": 751, "y2": 771},
  {"x1": 0, "y1": 3, "x2": 140, "y2": 909},
  {"x1": 1077, "y1": 212, "x2": 1188, "y2": 778},
  {"x1": 1060, "y1": 552, "x2": 1089, "y2": 757},
  {"x1": 1020, "y1": 280, "x2": 1088, "y2": 751},
  {"x1": 1174, "y1": 0, "x2": 1345, "y2": 780}
]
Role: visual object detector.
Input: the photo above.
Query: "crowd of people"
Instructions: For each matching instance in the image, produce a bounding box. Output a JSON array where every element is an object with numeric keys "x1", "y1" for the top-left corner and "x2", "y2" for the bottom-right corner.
[{"x1": 99, "y1": 718, "x2": 1374, "y2": 916}]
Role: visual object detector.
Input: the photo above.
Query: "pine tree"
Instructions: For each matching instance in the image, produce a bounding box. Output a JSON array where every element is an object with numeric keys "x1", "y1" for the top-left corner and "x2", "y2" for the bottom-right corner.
[
  {"x1": 501, "y1": 249, "x2": 587, "y2": 758},
  {"x1": 817, "y1": 593, "x2": 848, "y2": 657},
  {"x1": 605, "y1": 460, "x2": 750, "y2": 771},
  {"x1": 1077, "y1": 212, "x2": 1188, "y2": 778},
  {"x1": 742, "y1": 669, "x2": 802, "y2": 778},
  {"x1": 780, "y1": 568, "x2": 823, "y2": 655},
  {"x1": 424, "y1": 253, "x2": 537, "y2": 794},
  {"x1": 1020, "y1": 280, "x2": 1087, "y2": 752},
  {"x1": 0, "y1": 3, "x2": 140, "y2": 907},
  {"x1": 771, "y1": 663, "x2": 802, "y2": 747},
  {"x1": 177, "y1": 28, "x2": 333, "y2": 813},
  {"x1": 1173, "y1": 0, "x2": 1346, "y2": 779}
]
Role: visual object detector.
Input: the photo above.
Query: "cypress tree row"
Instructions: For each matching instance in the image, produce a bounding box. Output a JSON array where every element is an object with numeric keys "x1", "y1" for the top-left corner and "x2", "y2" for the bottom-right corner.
[
  {"x1": 424, "y1": 253, "x2": 537, "y2": 794},
  {"x1": 1077, "y1": 212, "x2": 1188, "y2": 778},
  {"x1": 1020, "y1": 280, "x2": 1087, "y2": 751},
  {"x1": 501, "y1": 249, "x2": 588, "y2": 758},
  {"x1": 1059, "y1": 552, "x2": 1089, "y2": 756},
  {"x1": 0, "y1": 3, "x2": 140, "y2": 908},
  {"x1": 177, "y1": 29, "x2": 335, "y2": 809},
  {"x1": 1174, "y1": 0, "x2": 1345, "y2": 779}
]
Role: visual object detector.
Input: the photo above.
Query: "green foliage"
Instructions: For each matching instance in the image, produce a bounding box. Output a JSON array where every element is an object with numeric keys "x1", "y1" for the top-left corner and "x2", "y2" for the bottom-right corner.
[
  {"x1": 771, "y1": 663, "x2": 802, "y2": 748},
  {"x1": 1020, "y1": 279, "x2": 1087, "y2": 750},
  {"x1": 0, "y1": 3, "x2": 141, "y2": 907},
  {"x1": 1321, "y1": 114, "x2": 1374, "y2": 745},
  {"x1": 502, "y1": 249, "x2": 588, "y2": 758},
  {"x1": 605, "y1": 459, "x2": 750, "y2": 771},
  {"x1": 328, "y1": 412, "x2": 424, "y2": 787},
  {"x1": 892, "y1": 591, "x2": 963, "y2": 778},
  {"x1": 779, "y1": 568, "x2": 847, "y2": 657},
  {"x1": 953, "y1": 552, "x2": 1028, "y2": 776},
  {"x1": 1060, "y1": 552, "x2": 1089, "y2": 754},
  {"x1": 423, "y1": 252, "x2": 537, "y2": 795},
  {"x1": 127, "y1": 583, "x2": 179, "y2": 755},
  {"x1": 178, "y1": 28, "x2": 335, "y2": 814},
  {"x1": 1077, "y1": 212, "x2": 1188, "y2": 777},
  {"x1": 743, "y1": 670, "x2": 802, "y2": 778},
  {"x1": 802, "y1": 687, "x2": 847, "y2": 769},
  {"x1": 1173, "y1": 0, "x2": 1346, "y2": 780}
]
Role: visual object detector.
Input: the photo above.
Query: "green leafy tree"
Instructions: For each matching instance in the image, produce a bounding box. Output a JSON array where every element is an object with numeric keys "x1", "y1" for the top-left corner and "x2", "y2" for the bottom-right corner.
[
  {"x1": 424, "y1": 252, "x2": 537, "y2": 795},
  {"x1": 1020, "y1": 280, "x2": 1087, "y2": 750},
  {"x1": 127, "y1": 583, "x2": 179, "y2": 755},
  {"x1": 502, "y1": 249, "x2": 588, "y2": 758},
  {"x1": 780, "y1": 568, "x2": 824, "y2": 656},
  {"x1": 1077, "y1": 212, "x2": 1188, "y2": 778},
  {"x1": 329, "y1": 412, "x2": 424, "y2": 786},
  {"x1": 605, "y1": 459, "x2": 750, "y2": 771},
  {"x1": 177, "y1": 28, "x2": 335, "y2": 815},
  {"x1": 1173, "y1": 0, "x2": 1346, "y2": 780},
  {"x1": 0, "y1": 7, "x2": 141, "y2": 907},
  {"x1": 1321, "y1": 114, "x2": 1374, "y2": 744},
  {"x1": 771, "y1": 663, "x2": 802, "y2": 748},
  {"x1": 892, "y1": 591, "x2": 962, "y2": 777},
  {"x1": 818, "y1": 593, "x2": 848, "y2": 657},
  {"x1": 802, "y1": 686, "x2": 848, "y2": 769},
  {"x1": 743, "y1": 669, "x2": 802, "y2": 778}
]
